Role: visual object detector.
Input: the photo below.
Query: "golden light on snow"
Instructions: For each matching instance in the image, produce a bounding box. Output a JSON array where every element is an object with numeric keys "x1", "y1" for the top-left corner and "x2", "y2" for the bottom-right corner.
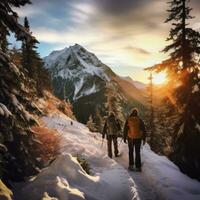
[{"x1": 153, "y1": 72, "x2": 167, "y2": 85}]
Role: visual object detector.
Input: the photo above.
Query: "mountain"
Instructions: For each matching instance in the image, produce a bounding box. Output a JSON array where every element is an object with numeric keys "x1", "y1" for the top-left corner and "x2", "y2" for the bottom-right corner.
[
  {"x1": 120, "y1": 76, "x2": 146, "y2": 90},
  {"x1": 44, "y1": 44, "x2": 147, "y2": 127}
]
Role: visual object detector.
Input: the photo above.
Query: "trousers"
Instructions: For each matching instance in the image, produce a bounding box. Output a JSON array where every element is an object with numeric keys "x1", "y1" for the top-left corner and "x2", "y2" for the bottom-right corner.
[
  {"x1": 128, "y1": 138, "x2": 142, "y2": 168},
  {"x1": 107, "y1": 135, "x2": 118, "y2": 158}
]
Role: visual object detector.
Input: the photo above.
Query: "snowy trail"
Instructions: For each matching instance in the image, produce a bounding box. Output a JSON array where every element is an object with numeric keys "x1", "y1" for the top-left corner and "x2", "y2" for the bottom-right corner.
[
  {"x1": 16, "y1": 112, "x2": 200, "y2": 200},
  {"x1": 45, "y1": 114, "x2": 147, "y2": 200},
  {"x1": 115, "y1": 153, "x2": 159, "y2": 200},
  {"x1": 116, "y1": 141, "x2": 200, "y2": 200}
]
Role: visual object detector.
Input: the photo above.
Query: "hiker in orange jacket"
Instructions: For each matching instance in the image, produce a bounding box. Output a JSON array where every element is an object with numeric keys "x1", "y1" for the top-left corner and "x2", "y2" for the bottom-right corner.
[{"x1": 123, "y1": 108, "x2": 146, "y2": 171}]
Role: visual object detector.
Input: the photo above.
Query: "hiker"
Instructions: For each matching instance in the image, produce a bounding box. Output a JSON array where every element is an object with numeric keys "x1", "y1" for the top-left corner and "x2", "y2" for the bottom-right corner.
[
  {"x1": 123, "y1": 108, "x2": 146, "y2": 171},
  {"x1": 102, "y1": 112, "x2": 121, "y2": 158}
]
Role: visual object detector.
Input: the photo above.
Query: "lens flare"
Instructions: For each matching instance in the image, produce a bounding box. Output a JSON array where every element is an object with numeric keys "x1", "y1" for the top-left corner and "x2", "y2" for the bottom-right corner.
[{"x1": 153, "y1": 72, "x2": 167, "y2": 85}]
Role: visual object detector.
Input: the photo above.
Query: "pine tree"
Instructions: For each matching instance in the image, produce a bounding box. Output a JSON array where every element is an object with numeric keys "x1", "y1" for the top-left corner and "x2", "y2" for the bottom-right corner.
[
  {"x1": 21, "y1": 17, "x2": 51, "y2": 95},
  {"x1": 94, "y1": 107, "x2": 104, "y2": 132},
  {"x1": 146, "y1": 70, "x2": 156, "y2": 147},
  {"x1": 0, "y1": 0, "x2": 35, "y2": 42},
  {"x1": 86, "y1": 115, "x2": 96, "y2": 132},
  {"x1": 153, "y1": 0, "x2": 200, "y2": 179},
  {"x1": 162, "y1": 0, "x2": 200, "y2": 93},
  {"x1": 0, "y1": 25, "x2": 9, "y2": 53},
  {"x1": 21, "y1": 17, "x2": 37, "y2": 78},
  {"x1": 10, "y1": 46, "x2": 22, "y2": 67},
  {"x1": 105, "y1": 82, "x2": 125, "y2": 123}
]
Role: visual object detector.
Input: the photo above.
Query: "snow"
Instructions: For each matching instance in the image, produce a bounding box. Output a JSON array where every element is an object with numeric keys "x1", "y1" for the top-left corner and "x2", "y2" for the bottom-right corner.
[
  {"x1": 10, "y1": 94, "x2": 23, "y2": 111},
  {"x1": 0, "y1": 106, "x2": 4, "y2": 116},
  {"x1": 192, "y1": 84, "x2": 199, "y2": 93},
  {"x1": 81, "y1": 83, "x2": 97, "y2": 97},
  {"x1": 119, "y1": 144, "x2": 200, "y2": 200},
  {"x1": 177, "y1": 123, "x2": 184, "y2": 137},
  {"x1": 44, "y1": 47, "x2": 70, "y2": 69},
  {"x1": 16, "y1": 112, "x2": 200, "y2": 200},
  {"x1": 195, "y1": 123, "x2": 200, "y2": 132},
  {"x1": 73, "y1": 50, "x2": 109, "y2": 81},
  {"x1": 23, "y1": 110, "x2": 35, "y2": 122},
  {"x1": 0, "y1": 103, "x2": 12, "y2": 118},
  {"x1": 0, "y1": 143, "x2": 8, "y2": 152},
  {"x1": 73, "y1": 77, "x2": 84, "y2": 100},
  {"x1": 10, "y1": 62, "x2": 20, "y2": 76},
  {"x1": 9, "y1": 94, "x2": 35, "y2": 122}
]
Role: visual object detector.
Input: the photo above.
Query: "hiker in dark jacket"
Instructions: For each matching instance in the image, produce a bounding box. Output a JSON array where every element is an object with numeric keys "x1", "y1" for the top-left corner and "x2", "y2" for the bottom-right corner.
[
  {"x1": 124, "y1": 108, "x2": 146, "y2": 171},
  {"x1": 102, "y1": 112, "x2": 121, "y2": 158}
]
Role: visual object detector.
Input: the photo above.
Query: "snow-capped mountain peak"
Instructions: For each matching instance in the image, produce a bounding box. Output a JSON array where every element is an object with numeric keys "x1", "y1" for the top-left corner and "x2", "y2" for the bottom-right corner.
[{"x1": 44, "y1": 44, "x2": 111, "y2": 101}]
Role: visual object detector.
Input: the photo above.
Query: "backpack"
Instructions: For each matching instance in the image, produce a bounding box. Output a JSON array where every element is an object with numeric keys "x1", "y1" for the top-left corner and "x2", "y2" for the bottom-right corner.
[
  {"x1": 127, "y1": 116, "x2": 143, "y2": 139},
  {"x1": 106, "y1": 116, "x2": 120, "y2": 136}
]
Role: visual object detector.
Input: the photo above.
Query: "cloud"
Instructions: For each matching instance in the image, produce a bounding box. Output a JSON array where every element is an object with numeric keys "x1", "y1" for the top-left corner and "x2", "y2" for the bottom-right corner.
[
  {"x1": 33, "y1": 27, "x2": 101, "y2": 45},
  {"x1": 89, "y1": 0, "x2": 167, "y2": 31},
  {"x1": 15, "y1": 6, "x2": 42, "y2": 17},
  {"x1": 14, "y1": 0, "x2": 200, "y2": 83},
  {"x1": 93, "y1": 0, "x2": 148, "y2": 16},
  {"x1": 125, "y1": 46, "x2": 151, "y2": 56}
]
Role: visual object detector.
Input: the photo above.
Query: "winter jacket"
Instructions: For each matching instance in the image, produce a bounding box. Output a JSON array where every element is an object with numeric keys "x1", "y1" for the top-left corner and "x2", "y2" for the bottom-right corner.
[
  {"x1": 123, "y1": 116, "x2": 146, "y2": 142},
  {"x1": 102, "y1": 115, "x2": 121, "y2": 139}
]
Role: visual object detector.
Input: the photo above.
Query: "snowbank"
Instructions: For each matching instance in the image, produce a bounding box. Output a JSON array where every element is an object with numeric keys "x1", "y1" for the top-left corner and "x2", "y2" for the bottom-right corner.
[
  {"x1": 142, "y1": 145, "x2": 200, "y2": 200},
  {"x1": 16, "y1": 113, "x2": 137, "y2": 200}
]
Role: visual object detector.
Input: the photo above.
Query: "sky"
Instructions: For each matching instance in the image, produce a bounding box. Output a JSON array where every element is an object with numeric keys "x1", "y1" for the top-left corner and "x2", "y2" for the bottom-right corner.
[{"x1": 15, "y1": 0, "x2": 200, "y2": 83}]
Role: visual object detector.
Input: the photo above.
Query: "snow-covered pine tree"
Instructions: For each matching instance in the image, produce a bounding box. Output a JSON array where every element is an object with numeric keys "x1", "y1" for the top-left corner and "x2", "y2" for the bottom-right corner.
[
  {"x1": 0, "y1": 24, "x2": 9, "y2": 53},
  {"x1": 86, "y1": 115, "x2": 96, "y2": 132},
  {"x1": 0, "y1": 0, "x2": 43, "y2": 184},
  {"x1": 105, "y1": 82, "x2": 125, "y2": 124},
  {"x1": 93, "y1": 107, "x2": 104, "y2": 132},
  {"x1": 10, "y1": 46, "x2": 22, "y2": 67},
  {"x1": 152, "y1": 0, "x2": 200, "y2": 180}
]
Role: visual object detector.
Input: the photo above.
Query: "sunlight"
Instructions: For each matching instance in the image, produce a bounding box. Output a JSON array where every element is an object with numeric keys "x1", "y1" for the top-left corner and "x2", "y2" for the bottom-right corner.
[{"x1": 153, "y1": 72, "x2": 168, "y2": 85}]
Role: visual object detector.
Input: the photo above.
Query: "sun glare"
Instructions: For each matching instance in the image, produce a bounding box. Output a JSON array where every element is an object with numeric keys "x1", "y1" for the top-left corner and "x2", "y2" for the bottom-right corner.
[{"x1": 153, "y1": 72, "x2": 167, "y2": 85}]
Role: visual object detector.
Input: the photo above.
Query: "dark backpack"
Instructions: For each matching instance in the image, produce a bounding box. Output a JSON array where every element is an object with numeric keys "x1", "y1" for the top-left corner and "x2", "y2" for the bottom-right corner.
[{"x1": 106, "y1": 116, "x2": 120, "y2": 136}]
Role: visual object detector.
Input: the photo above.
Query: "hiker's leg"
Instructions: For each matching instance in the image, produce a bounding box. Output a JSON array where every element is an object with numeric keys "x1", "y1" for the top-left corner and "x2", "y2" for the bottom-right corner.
[
  {"x1": 128, "y1": 138, "x2": 134, "y2": 166},
  {"x1": 135, "y1": 139, "x2": 142, "y2": 169},
  {"x1": 107, "y1": 136, "x2": 112, "y2": 158},
  {"x1": 113, "y1": 136, "x2": 119, "y2": 156}
]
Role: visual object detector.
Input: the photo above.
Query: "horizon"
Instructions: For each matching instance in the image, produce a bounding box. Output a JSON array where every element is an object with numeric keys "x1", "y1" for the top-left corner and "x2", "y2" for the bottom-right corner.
[{"x1": 13, "y1": 0, "x2": 200, "y2": 83}]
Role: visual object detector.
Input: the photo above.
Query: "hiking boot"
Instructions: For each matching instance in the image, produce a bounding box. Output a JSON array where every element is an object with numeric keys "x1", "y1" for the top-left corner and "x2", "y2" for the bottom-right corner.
[
  {"x1": 135, "y1": 167, "x2": 142, "y2": 172},
  {"x1": 128, "y1": 165, "x2": 134, "y2": 171},
  {"x1": 108, "y1": 155, "x2": 112, "y2": 159}
]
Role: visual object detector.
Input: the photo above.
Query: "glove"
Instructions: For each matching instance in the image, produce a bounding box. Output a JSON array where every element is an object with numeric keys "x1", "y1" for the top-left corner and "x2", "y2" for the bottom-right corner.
[
  {"x1": 102, "y1": 135, "x2": 105, "y2": 139},
  {"x1": 124, "y1": 139, "x2": 127, "y2": 144},
  {"x1": 143, "y1": 139, "x2": 146, "y2": 145}
]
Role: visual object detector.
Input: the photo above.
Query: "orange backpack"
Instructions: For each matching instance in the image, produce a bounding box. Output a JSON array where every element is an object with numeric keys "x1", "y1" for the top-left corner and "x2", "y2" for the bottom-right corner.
[{"x1": 127, "y1": 116, "x2": 143, "y2": 139}]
